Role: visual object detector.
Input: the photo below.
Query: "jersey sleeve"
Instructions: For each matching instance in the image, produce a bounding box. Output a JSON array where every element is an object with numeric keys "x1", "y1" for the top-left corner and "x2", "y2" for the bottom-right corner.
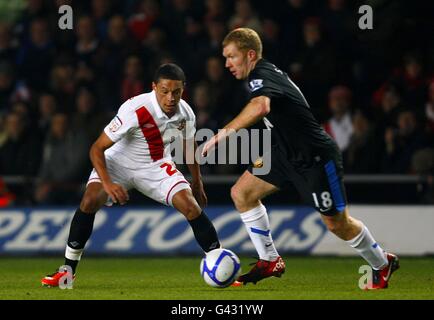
[
  {"x1": 248, "y1": 66, "x2": 282, "y2": 99},
  {"x1": 104, "y1": 100, "x2": 138, "y2": 142}
]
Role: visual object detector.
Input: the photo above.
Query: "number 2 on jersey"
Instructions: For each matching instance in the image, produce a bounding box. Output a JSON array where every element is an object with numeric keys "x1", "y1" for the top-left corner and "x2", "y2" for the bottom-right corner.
[{"x1": 160, "y1": 163, "x2": 177, "y2": 176}]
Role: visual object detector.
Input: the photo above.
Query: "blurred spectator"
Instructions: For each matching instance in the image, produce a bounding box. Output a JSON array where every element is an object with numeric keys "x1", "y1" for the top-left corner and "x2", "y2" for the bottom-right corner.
[
  {"x1": 142, "y1": 26, "x2": 171, "y2": 84},
  {"x1": 289, "y1": 17, "x2": 338, "y2": 109},
  {"x1": 373, "y1": 85, "x2": 405, "y2": 137},
  {"x1": 320, "y1": 0, "x2": 355, "y2": 82},
  {"x1": 0, "y1": 0, "x2": 26, "y2": 24},
  {"x1": 127, "y1": 0, "x2": 160, "y2": 43},
  {"x1": 100, "y1": 15, "x2": 139, "y2": 108},
  {"x1": 16, "y1": 18, "x2": 55, "y2": 92},
  {"x1": 228, "y1": 0, "x2": 262, "y2": 34},
  {"x1": 425, "y1": 80, "x2": 434, "y2": 136},
  {"x1": 34, "y1": 113, "x2": 88, "y2": 204},
  {"x1": 412, "y1": 148, "x2": 434, "y2": 203},
  {"x1": 72, "y1": 86, "x2": 107, "y2": 143},
  {"x1": 0, "y1": 112, "x2": 42, "y2": 175},
  {"x1": 0, "y1": 113, "x2": 6, "y2": 147},
  {"x1": 0, "y1": 62, "x2": 17, "y2": 110},
  {"x1": 37, "y1": 93, "x2": 58, "y2": 137},
  {"x1": 280, "y1": 0, "x2": 310, "y2": 63},
  {"x1": 75, "y1": 16, "x2": 104, "y2": 71},
  {"x1": 121, "y1": 55, "x2": 145, "y2": 101},
  {"x1": 382, "y1": 110, "x2": 427, "y2": 173},
  {"x1": 50, "y1": 59, "x2": 76, "y2": 111},
  {"x1": 192, "y1": 82, "x2": 218, "y2": 131},
  {"x1": 323, "y1": 85, "x2": 353, "y2": 151},
  {"x1": 91, "y1": 0, "x2": 114, "y2": 40},
  {"x1": 344, "y1": 110, "x2": 381, "y2": 173},
  {"x1": 261, "y1": 18, "x2": 284, "y2": 67},
  {"x1": 204, "y1": 0, "x2": 228, "y2": 24},
  {"x1": 0, "y1": 22, "x2": 17, "y2": 65}
]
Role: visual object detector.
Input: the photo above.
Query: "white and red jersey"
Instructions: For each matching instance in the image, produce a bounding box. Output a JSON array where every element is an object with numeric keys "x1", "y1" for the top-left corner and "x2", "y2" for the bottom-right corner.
[{"x1": 103, "y1": 90, "x2": 196, "y2": 169}]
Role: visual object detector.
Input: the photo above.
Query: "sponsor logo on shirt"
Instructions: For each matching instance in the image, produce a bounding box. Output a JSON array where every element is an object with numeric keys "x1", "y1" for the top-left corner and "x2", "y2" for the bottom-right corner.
[
  {"x1": 177, "y1": 119, "x2": 186, "y2": 131},
  {"x1": 249, "y1": 79, "x2": 264, "y2": 92}
]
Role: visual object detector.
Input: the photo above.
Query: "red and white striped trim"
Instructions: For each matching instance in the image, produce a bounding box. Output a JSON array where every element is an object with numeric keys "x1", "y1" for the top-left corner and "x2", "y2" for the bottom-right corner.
[{"x1": 166, "y1": 180, "x2": 190, "y2": 205}]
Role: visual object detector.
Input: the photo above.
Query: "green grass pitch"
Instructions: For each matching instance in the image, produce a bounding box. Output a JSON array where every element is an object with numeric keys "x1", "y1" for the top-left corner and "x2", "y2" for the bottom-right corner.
[{"x1": 1, "y1": 257, "x2": 433, "y2": 300}]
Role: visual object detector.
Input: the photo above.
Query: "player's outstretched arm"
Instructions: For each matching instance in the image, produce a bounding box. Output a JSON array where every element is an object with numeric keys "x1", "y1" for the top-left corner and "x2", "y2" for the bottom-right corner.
[
  {"x1": 201, "y1": 96, "x2": 270, "y2": 156},
  {"x1": 89, "y1": 132, "x2": 129, "y2": 205}
]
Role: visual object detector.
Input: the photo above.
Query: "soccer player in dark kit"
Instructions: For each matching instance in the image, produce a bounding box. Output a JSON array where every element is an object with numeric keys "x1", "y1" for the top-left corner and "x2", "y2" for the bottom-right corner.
[{"x1": 202, "y1": 28, "x2": 399, "y2": 289}]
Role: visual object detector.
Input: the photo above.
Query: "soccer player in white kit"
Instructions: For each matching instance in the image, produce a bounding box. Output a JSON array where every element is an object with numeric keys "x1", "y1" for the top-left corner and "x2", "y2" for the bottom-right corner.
[{"x1": 41, "y1": 64, "x2": 221, "y2": 287}]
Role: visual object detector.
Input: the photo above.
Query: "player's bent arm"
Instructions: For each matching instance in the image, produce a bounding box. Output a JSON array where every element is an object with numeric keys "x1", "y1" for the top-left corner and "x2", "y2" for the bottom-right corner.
[
  {"x1": 89, "y1": 132, "x2": 115, "y2": 185},
  {"x1": 89, "y1": 132, "x2": 129, "y2": 204},
  {"x1": 224, "y1": 95, "x2": 270, "y2": 132}
]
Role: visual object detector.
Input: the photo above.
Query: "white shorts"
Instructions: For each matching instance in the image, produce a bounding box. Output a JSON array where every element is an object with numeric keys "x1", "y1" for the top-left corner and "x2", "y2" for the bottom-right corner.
[{"x1": 87, "y1": 157, "x2": 191, "y2": 207}]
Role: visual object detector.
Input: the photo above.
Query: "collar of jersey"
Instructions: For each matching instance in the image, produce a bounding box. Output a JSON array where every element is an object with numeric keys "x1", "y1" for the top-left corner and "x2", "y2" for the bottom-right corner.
[{"x1": 151, "y1": 90, "x2": 181, "y2": 121}]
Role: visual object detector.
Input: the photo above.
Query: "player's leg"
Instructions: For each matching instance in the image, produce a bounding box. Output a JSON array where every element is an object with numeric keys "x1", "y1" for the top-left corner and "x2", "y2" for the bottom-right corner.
[
  {"x1": 231, "y1": 170, "x2": 280, "y2": 261},
  {"x1": 64, "y1": 182, "x2": 108, "y2": 274},
  {"x1": 303, "y1": 158, "x2": 399, "y2": 289},
  {"x1": 172, "y1": 189, "x2": 220, "y2": 252},
  {"x1": 133, "y1": 160, "x2": 220, "y2": 252},
  {"x1": 321, "y1": 208, "x2": 399, "y2": 289},
  {"x1": 231, "y1": 169, "x2": 286, "y2": 284},
  {"x1": 41, "y1": 182, "x2": 108, "y2": 287}
]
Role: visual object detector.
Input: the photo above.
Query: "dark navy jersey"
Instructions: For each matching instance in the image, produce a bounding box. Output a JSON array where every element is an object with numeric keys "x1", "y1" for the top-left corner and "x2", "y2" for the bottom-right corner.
[{"x1": 248, "y1": 59, "x2": 339, "y2": 166}]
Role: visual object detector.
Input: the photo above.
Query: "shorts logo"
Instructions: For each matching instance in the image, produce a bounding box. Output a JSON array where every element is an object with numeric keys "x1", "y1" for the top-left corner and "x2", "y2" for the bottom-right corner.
[
  {"x1": 249, "y1": 79, "x2": 264, "y2": 92},
  {"x1": 109, "y1": 116, "x2": 122, "y2": 133}
]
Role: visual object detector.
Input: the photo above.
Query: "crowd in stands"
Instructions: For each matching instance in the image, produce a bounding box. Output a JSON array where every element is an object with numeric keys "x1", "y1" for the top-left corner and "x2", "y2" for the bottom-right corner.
[{"x1": 0, "y1": 0, "x2": 433, "y2": 205}]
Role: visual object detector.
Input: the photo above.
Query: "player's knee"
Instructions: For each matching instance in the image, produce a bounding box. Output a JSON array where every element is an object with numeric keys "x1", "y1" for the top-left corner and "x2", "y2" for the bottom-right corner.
[
  {"x1": 324, "y1": 216, "x2": 347, "y2": 235},
  {"x1": 230, "y1": 185, "x2": 245, "y2": 208},
  {"x1": 181, "y1": 202, "x2": 201, "y2": 220},
  {"x1": 79, "y1": 195, "x2": 101, "y2": 213}
]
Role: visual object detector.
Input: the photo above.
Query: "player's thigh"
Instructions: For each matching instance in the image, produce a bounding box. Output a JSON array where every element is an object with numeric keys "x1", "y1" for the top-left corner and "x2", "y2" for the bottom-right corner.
[
  {"x1": 133, "y1": 159, "x2": 191, "y2": 206},
  {"x1": 85, "y1": 158, "x2": 132, "y2": 208},
  {"x1": 231, "y1": 170, "x2": 279, "y2": 203},
  {"x1": 295, "y1": 159, "x2": 347, "y2": 216}
]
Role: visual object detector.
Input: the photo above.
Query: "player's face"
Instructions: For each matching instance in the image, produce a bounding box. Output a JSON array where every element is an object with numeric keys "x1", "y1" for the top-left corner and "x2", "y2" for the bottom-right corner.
[
  {"x1": 223, "y1": 42, "x2": 252, "y2": 80},
  {"x1": 153, "y1": 79, "x2": 184, "y2": 117}
]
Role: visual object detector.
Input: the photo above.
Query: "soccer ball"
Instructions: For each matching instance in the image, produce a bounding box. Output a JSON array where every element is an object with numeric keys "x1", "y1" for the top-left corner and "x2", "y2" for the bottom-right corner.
[{"x1": 200, "y1": 248, "x2": 241, "y2": 288}]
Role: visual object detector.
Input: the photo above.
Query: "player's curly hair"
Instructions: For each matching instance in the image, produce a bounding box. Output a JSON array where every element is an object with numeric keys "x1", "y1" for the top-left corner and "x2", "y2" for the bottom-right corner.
[
  {"x1": 154, "y1": 63, "x2": 186, "y2": 85},
  {"x1": 222, "y1": 28, "x2": 262, "y2": 58}
]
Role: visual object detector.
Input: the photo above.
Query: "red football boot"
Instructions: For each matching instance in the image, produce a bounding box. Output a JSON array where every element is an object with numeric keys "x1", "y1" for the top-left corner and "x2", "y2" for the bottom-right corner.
[
  {"x1": 41, "y1": 268, "x2": 75, "y2": 288},
  {"x1": 237, "y1": 256, "x2": 286, "y2": 285},
  {"x1": 368, "y1": 253, "x2": 400, "y2": 290}
]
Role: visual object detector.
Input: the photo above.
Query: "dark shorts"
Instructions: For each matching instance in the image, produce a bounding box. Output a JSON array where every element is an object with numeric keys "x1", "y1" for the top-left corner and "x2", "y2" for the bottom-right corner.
[{"x1": 248, "y1": 145, "x2": 347, "y2": 216}]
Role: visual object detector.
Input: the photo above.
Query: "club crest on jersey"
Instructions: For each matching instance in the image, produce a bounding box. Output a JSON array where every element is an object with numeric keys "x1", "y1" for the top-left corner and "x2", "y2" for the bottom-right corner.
[
  {"x1": 249, "y1": 79, "x2": 264, "y2": 92},
  {"x1": 177, "y1": 119, "x2": 186, "y2": 131},
  {"x1": 109, "y1": 116, "x2": 122, "y2": 133}
]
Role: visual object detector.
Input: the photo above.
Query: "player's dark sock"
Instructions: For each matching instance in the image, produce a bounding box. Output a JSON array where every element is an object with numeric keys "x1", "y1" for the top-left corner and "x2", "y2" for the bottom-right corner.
[
  {"x1": 65, "y1": 208, "x2": 96, "y2": 273},
  {"x1": 188, "y1": 211, "x2": 220, "y2": 252},
  {"x1": 64, "y1": 258, "x2": 79, "y2": 274}
]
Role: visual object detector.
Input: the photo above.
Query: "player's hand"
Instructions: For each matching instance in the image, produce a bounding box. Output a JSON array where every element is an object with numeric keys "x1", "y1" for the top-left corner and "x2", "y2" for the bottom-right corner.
[
  {"x1": 103, "y1": 182, "x2": 129, "y2": 205},
  {"x1": 191, "y1": 180, "x2": 207, "y2": 209}
]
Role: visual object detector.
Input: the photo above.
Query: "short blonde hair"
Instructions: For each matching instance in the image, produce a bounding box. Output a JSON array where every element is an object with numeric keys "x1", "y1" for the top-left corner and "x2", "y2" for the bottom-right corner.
[{"x1": 222, "y1": 28, "x2": 262, "y2": 58}]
